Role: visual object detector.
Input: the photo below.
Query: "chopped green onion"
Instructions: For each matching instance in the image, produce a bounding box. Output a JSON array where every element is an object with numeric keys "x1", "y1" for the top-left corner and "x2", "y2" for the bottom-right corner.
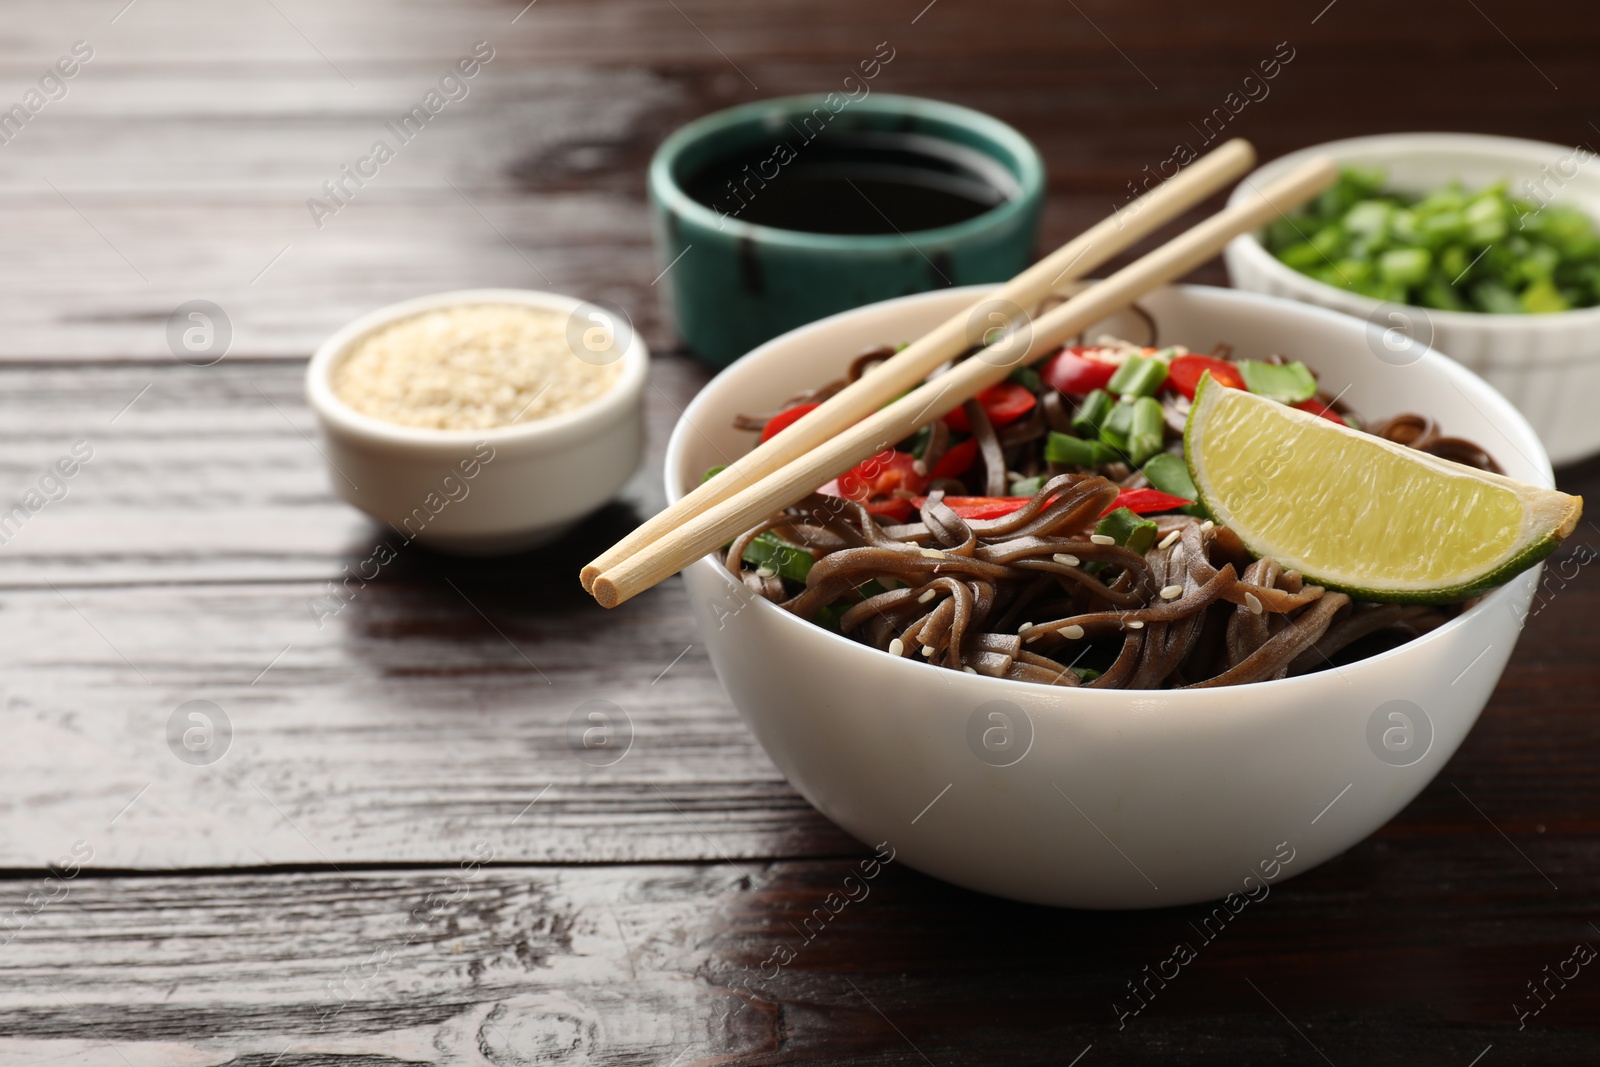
[
  {"x1": 1310, "y1": 224, "x2": 1344, "y2": 257},
  {"x1": 1009, "y1": 474, "x2": 1045, "y2": 496},
  {"x1": 1518, "y1": 244, "x2": 1560, "y2": 285},
  {"x1": 1070, "y1": 667, "x2": 1102, "y2": 682},
  {"x1": 1045, "y1": 431, "x2": 1116, "y2": 468},
  {"x1": 1098, "y1": 399, "x2": 1137, "y2": 452},
  {"x1": 1277, "y1": 241, "x2": 1325, "y2": 271},
  {"x1": 1378, "y1": 247, "x2": 1431, "y2": 287},
  {"x1": 743, "y1": 531, "x2": 814, "y2": 583},
  {"x1": 1095, "y1": 507, "x2": 1158, "y2": 556},
  {"x1": 1472, "y1": 280, "x2": 1523, "y2": 315},
  {"x1": 1264, "y1": 167, "x2": 1600, "y2": 314},
  {"x1": 702, "y1": 465, "x2": 727, "y2": 483},
  {"x1": 1143, "y1": 452, "x2": 1207, "y2": 518},
  {"x1": 1008, "y1": 365, "x2": 1044, "y2": 393},
  {"x1": 1071, "y1": 389, "x2": 1114, "y2": 436},
  {"x1": 903, "y1": 424, "x2": 933, "y2": 458},
  {"x1": 1520, "y1": 277, "x2": 1570, "y2": 314},
  {"x1": 1464, "y1": 195, "x2": 1507, "y2": 244},
  {"x1": 1343, "y1": 200, "x2": 1392, "y2": 242},
  {"x1": 1141, "y1": 453, "x2": 1195, "y2": 499},
  {"x1": 1107, "y1": 354, "x2": 1168, "y2": 397},
  {"x1": 1437, "y1": 244, "x2": 1470, "y2": 281},
  {"x1": 1126, "y1": 396, "x2": 1165, "y2": 467},
  {"x1": 1239, "y1": 360, "x2": 1317, "y2": 404},
  {"x1": 1422, "y1": 275, "x2": 1469, "y2": 312}
]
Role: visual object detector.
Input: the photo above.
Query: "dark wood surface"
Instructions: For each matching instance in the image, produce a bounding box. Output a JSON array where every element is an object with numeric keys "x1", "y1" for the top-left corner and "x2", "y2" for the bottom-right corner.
[{"x1": 2, "y1": 0, "x2": 1598, "y2": 1062}]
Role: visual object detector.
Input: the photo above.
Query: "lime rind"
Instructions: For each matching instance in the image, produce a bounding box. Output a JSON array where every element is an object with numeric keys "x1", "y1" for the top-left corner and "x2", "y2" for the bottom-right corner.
[{"x1": 1184, "y1": 374, "x2": 1582, "y2": 605}]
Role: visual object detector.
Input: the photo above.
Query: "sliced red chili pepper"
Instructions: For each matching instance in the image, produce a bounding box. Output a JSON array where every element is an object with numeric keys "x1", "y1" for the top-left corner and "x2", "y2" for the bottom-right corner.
[
  {"x1": 943, "y1": 381, "x2": 1037, "y2": 432},
  {"x1": 907, "y1": 487, "x2": 1189, "y2": 522},
  {"x1": 815, "y1": 479, "x2": 916, "y2": 521},
  {"x1": 1166, "y1": 355, "x2": 1246, "y2": 400},
  {"x1": 928, "y1": 437, "x2": 979, "y2": 481},
  {"x1": 758, "y1": 402, "x2": 820, "y2": 443},
  {"x1": 824, "y1": 450, "x2": 926, "y2": 504},
  {"x1": 909, "y1": 495, "x2": 1033, "y2": 520},
  {"x1": 1040, "y1": 346, "x2": 1123, "y2": 396},
  {"x1": 862, "y1": 498, "x2": 914, "y2": 522},
  {"x1": 1294, "y1": 398, "x2": 1352, "y2": 426},
  {"x1": 1099, "y1": 487, "x2": 1193, "y2": 518}
]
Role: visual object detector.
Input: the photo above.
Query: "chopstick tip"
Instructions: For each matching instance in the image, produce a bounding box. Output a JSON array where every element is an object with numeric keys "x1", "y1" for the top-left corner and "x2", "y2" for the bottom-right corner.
[
  {"x1": 1221, "y1": 137, "x2": 1257, "y2": 170},
  {"x1": 579, "y1": 563, "x2": 601, "y2": 592},
  {"x1": 591, "y1": 575, "x2": 622, "y2": 609}
]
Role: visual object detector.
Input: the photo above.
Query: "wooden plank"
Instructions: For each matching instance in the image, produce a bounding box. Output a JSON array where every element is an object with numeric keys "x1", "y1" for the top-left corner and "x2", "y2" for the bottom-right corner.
[
  {"x1": 0, "y1": 356, "x2": 702, "y2": 584},
  {"x1": 0, "y1": 190, "x2": 1232, "y2": 360},
  {"x1": 0, "y1": 192, "x2": 665, "y2": 360},
  {"x1": 1, "y1": 331, "x2": 1595, "y2": 587},
  {"x1": 0, "y1": 0, "x2": 1591, "y2": 65},
  {"x1": 0, "y1": 354, "x2": 866, "y2": 868},
  {"x1": 0, "y1": 570, "x2": 861, "y2": 867},
  {"x1": 0, "y1": 353, "x2": 1594, "y2": 868},
  {"x1": 0, "y1": 846, "x2": 1595, "y2": 1065},
  {"x1": 1, "y1": 532, "x2": 1595, "y2": 869},
  {"x1": 0, "y1": 1, "x2": 1593, "y2": 359},
  {"x1": 0, "y1": 0, "x2": 1596, "y2": 1053}
]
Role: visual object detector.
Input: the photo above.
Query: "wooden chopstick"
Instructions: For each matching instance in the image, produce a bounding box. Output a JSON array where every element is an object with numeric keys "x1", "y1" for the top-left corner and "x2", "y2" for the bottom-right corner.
[
  {"x1": 589, "y1": 156, "x2": 1336, "y2": 609},
  {"x1": 578, "y1": 138, "x2": 1258, "y2": 593}
]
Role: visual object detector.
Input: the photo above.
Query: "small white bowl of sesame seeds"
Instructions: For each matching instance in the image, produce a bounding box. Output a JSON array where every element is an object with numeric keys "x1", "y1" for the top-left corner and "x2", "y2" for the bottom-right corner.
[{"x1": 306, "y1": 288, "x2": 647, "y2": 555}]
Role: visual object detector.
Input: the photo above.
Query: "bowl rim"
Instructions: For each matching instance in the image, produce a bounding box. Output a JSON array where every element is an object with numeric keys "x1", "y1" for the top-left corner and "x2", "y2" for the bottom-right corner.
[
  {"x1": 1226, "y1": 131, "x2": 1600, "y2": 330},
  {"x1": 304, "y1": 288, "x2": 649, "y2": 453},
  {"x1": 664, "y1": 281, "x2": 1547, "y2": 703},
  {"x1": 647, "y1": 92, "x2": 1047, "y2": 250}
]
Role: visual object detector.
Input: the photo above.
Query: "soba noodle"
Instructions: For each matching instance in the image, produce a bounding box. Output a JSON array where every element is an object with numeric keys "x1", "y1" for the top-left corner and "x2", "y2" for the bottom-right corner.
[{"x1": 721, "y1": 327, "x2": 1493, "y2": 690}]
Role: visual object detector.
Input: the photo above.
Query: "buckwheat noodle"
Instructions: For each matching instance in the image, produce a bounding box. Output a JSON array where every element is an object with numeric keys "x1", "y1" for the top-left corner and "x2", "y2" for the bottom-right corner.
[{"x1": 721, "y1": 315, "x2": 1495, "y2": 690}]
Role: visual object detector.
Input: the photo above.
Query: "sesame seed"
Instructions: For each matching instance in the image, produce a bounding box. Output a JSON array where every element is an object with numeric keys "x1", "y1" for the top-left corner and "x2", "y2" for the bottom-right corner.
[
  {"x1": 1201, "y1": 520, "x2": 1215, "y2": 533},
  {"x1": 1053, "y1": 553, "x2": 1080, "y2": 566},
  {"x1": 1061, "y1": 624, "x2": 1085, "y2": 640},
  {"x1": 921, "y1": 644, "x2": 936, "y2": 657},
  {"x1": 1023, "y1": 632, "x2": 1042, "y2": 644},
  {"x1": 332, "y1": 304, "x2": 622, "y2": 430},
  {"x1": 1017, "y1": 621, "x2": 1033, "y2": 634},
  {"x1": 754, "y1": 566, "x2": 776, "y2": 579},
  {"x1": 1158, "y1": 529, "x2": 1181, "y2": 550},
  {"x1": 1127, "y1": 620, "x2": 1146, "y2": 630},
  {"x1": 917, "y1": 588, "x2": 937, "y2": 604},
  {"x1": 919, "y1": 548, "x2": 945, "y2": 559},
  {"x1": 963, "y1": 666, "x2": 978, "y2": 674},
  {"x1": 1160, "y1": 584, "x2": 1183, "y2": 600},
  {"x1": 1090, "y1": 534, "x2": 1116, "y2": 545},
  {"x1": 1245, "y1": 592, "x2": 1264, "y2": 615},
  {"x1": 888, "y1": 638, "x2": 904, "y2": 657}
]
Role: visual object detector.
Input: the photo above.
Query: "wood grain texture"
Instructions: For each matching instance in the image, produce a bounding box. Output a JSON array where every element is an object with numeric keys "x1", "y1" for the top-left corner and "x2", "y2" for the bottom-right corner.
[
  {"x1": 2, "y1": 0, "x2": 1599, "y2": 1059},
  {"x1": 0, "y1": 348, "x2": 1593, "y2": 869},
  {"x1": 0, "y1": 449, "x2": 1594, "y2": 869},
  {"x1": 0, "y1": 0, "x2": 1597, "y2": 358},
  {"x1": 0, "y1": 849, "x2": 1596, "y2": 1065}
]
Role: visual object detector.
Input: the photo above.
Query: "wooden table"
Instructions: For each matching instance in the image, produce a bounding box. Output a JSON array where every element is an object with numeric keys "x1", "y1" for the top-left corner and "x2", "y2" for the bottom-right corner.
[{"x1": 2, "y1": 0, "x2": 1597, "y2": 1062}]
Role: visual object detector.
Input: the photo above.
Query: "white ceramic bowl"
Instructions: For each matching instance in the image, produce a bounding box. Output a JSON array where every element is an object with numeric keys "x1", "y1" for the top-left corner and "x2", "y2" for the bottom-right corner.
[
  {"x1": 666, "y1": 284, "x2": 1548, "y2": 909},
  {"x1": 1225, "y1": 132, "x2": 1600, "y2": 467},
  {"x1": 306, "y1": 289, "x2": 647, "y2": 555}
]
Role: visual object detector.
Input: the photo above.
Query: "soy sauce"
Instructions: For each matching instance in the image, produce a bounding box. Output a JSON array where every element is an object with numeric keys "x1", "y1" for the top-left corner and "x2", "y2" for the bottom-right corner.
[{"x1": 681, "y1": 131, "x2": 1017, "y2": 235}]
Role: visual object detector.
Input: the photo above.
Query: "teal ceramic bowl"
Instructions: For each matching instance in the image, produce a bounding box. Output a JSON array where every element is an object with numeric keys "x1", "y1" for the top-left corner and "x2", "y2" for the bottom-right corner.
[{"x1": 649, "y1": 93, "x2": 1045, "y2": 366}]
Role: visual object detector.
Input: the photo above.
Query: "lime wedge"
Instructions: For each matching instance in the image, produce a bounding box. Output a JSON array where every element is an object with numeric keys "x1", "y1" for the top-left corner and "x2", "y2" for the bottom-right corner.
[{"x1": 1185, "y1": 376, "x2": 1582, "y2": 603}]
